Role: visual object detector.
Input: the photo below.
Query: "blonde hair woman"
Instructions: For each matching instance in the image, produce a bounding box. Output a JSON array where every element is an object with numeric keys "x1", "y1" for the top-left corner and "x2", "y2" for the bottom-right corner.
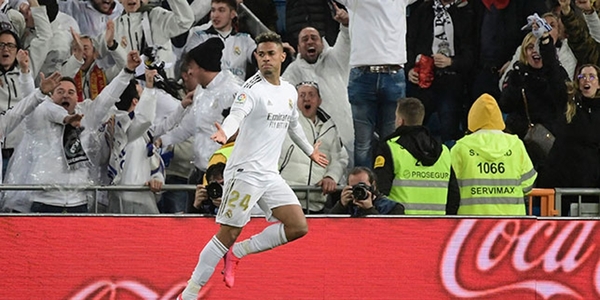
[
  {"x1": 537, "y1": 64, "x2": 600, "y2": 215},
  {"x1": 499, "y1": 31, "x2": 569, "y2": 166}
]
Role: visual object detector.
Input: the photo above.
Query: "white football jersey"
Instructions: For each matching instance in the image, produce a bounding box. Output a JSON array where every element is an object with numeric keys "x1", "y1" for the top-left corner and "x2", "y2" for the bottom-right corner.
[{"x1": 224, "y1": 72, "x2": 304, "y2": 185}]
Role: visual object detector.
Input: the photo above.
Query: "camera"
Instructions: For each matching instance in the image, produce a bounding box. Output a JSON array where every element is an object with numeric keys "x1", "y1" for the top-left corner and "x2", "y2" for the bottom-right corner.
[
  {"x1": 352, "y1": 182, "x2": 372, "y2": 201},
  {"x1": 206, "y1": 181, "x2": 223, "y2": 199},
  {"x1": 141, "y1": 45, "x2": 183, "y2": 100}
]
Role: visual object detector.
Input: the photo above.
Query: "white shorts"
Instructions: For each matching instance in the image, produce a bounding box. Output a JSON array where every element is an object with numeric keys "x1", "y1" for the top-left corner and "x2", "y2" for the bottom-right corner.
[{"x1": 215, "y1": 175, "x2": 300, "y2": 227}]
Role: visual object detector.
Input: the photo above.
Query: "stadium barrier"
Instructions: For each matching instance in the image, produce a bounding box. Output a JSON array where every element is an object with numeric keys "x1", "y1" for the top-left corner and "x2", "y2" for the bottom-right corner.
[
  {"x1": 1, "y1": 216, "x2": 598, "y2": 299},
  {"x1": 555, "y1": 188, "x2": 600, "y2": 217},
  {"x1": 527, "y1": 188, "x2": 558, "y2": 217},
  {"x1": 2, "y1": 185, "x2": 600, "y2": 216}
]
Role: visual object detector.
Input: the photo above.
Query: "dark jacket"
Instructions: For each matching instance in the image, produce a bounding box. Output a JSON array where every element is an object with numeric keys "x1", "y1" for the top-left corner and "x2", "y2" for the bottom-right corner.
[
  {"x1": 538, "y1": 95, "x2": 600, "y2": 189},
  {"x1": 499, "y1": 36, "x2": 569, "y2": 139},
  {"x1": 374, "y1": 126, "x2": 460, "y2": 215},
  {"x1": 405, "y1": 1, "x2": 475, "y2": 79},
  {"x1": 471, "y1": 0, "x2": 548, "y2": 68},
  {"x1": 330, "y1": 193, "x2": 405, "y2": 217},
  {"x1": 285, "y1": 0, "x2": 340, "y2": 49}
]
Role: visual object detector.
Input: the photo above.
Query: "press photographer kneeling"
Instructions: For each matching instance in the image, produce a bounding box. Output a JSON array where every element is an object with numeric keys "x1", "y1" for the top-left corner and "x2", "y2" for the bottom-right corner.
[{"x1": 331, "y1": 167, "x2": 405, "y2": 217}]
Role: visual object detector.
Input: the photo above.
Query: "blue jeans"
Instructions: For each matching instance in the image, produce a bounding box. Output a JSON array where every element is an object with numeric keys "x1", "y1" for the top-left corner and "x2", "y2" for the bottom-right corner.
[
  {"x1": 348, "y1": 67, "x2": 406, "y2": 167},
  {"x1": 157, "y1": 175, "x2": 189, "y2": 213}
]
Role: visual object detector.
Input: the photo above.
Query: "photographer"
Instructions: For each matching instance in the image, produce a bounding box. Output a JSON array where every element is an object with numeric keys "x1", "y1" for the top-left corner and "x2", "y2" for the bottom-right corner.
[
  {"x1": 191, "y1": 162, "x2": 225, "y2": 214},
  {"x1": 331, "y1": 167, "x2": 405, "y2": 217}
]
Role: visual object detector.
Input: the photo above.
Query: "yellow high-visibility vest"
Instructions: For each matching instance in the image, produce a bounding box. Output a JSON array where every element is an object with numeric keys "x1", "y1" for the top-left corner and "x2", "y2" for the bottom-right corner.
[{"x1": 387, "y1": 137, "x2": 451, "y2": 215}]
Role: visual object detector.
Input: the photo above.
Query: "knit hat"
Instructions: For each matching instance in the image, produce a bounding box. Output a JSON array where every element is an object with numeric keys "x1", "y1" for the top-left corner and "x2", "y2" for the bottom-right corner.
[
  {"x1": 468, "y1": 93, "x2": 505, "y2": 132},
  {"x1": 186, "y1": 38, "x2": 224, "y2": 72}
]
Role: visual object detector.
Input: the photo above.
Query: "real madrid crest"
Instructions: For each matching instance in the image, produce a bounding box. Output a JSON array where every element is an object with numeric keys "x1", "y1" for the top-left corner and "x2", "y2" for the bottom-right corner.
[
  {"x1": 288, "y1": 99, "x2": 293, "y2": 109},
  {"x1": 234, "y1": 46, "x2": 241, "y2": 56}
]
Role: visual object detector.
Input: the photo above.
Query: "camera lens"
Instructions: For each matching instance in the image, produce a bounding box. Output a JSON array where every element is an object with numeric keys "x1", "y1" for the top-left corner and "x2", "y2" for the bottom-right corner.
[
  {"x1": 352, "y1": 183, "x2": 370, "y2": 201},
  {"x1": 206, "y1": 182, "x2": 223, "y2": 199}
]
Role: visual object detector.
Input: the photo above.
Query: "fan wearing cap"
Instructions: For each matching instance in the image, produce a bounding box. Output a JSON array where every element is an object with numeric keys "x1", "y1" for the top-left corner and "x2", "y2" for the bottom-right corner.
[
  {"x1": 278, "y1": 80, "x2": 348, "y2": 213},
  {"x1": 450, "y1": 93, "x2": 536, "y2": 216},
  {"x1": 154, "y1": 37, "x2": 242, "y2": 195}
]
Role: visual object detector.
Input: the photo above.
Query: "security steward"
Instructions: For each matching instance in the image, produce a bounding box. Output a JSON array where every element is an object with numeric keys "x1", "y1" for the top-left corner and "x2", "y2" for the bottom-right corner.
[
  {"x1": 374, "y1": 97, "x2": 460, "y2": 215},
  {"x1": 451, "y1": 93, "x2": 537, "y2": 215}
]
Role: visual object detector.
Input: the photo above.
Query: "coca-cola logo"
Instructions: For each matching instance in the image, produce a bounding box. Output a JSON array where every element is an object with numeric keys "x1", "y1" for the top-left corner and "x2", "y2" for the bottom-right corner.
[
  {"x1": 441, "y1": 220, "x2": 597, "y2": 299},
  {"x1": 69, "y1": 280, "x2": 212, "y2": 300}
]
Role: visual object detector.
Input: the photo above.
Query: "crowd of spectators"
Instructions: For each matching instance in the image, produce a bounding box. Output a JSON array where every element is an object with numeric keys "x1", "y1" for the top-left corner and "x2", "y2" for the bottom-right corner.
[{"x1": 0, "y1": 0, "x2": 598, "y2": 216}]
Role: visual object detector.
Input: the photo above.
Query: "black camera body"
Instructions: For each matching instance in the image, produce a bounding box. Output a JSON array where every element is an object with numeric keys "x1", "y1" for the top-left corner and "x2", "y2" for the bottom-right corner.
[
  {"x1": 352, "y1": 182, "x2": 372, "y2": 201},
  {"x1": 141, "y1": 45, "x2": 182, "y2": 100},
  {"x1": 206, "y1": 181, "x2": 223, "y2": 199}
]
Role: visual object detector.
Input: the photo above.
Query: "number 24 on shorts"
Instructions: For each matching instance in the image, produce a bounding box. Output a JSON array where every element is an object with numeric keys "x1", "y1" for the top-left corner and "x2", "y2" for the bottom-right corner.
[{"x1": 227, "y1": 190, "x2": 252, "y2": 211}]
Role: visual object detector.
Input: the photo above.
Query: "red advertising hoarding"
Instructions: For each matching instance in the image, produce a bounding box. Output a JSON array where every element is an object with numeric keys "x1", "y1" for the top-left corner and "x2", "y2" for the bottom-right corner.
[{"x1": 0, "y1": 216, "x2": 596, "y2": 299}]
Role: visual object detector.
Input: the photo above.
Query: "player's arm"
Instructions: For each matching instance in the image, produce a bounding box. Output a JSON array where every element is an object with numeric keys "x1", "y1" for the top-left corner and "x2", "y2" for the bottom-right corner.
[{"x1": 213, "y1": 90, "x2": 254, "y2": 144}]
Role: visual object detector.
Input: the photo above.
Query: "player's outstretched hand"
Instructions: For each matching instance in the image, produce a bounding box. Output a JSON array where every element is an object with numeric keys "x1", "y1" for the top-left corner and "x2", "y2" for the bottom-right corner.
[
  {"x1": 211, "y1": 122, "x2": 227, "y2": 145},
  {"x1": 310, "y1": 140, "x2": 329, "y2": 168}
]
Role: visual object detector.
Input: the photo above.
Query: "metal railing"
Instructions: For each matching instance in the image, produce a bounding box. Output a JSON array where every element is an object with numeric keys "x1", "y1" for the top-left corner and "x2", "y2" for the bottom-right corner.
[
  {"x1": 0, "y1": 184, "x2": 338, "y2": 214},
  {"x1": 4, "y1": 185, "x2": 600, "y2": 217},
  {"x1": 554, "y1": 188, "x2": 600, "y2": 217}
]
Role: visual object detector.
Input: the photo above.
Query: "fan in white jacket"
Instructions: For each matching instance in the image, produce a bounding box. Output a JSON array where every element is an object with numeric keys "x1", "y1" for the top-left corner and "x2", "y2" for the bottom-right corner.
[
  {"x1": 0, "y1": 71, "x2": 62, "y2": 190},
  {"x1": 107, "y1": 69, "x2": 161, "y2": 214},
  {"x1": 58, "y1": 0, "x2": 123, "y2": 39},
  {"x1": 155, "y1": 38, "x2": 241, "y2": 174},
  {"x1": 21, "y1": 0, "x2": 80, "y2": 79},
  {"x1": 182, "y1": 0, "x2": 256, "y2": 81},
  {"x1": 2, "y1": 50, "x2": 142, "y2": 213},
  {"x1": 0, "y1": 35, "x2": 36, "y2": 154},
  {"x1": 96, "y1": 0, "x2": 193, "y2": 73},
  {"x1": 278, "y1": 82, "x2": 348, "y2": 212},
  {"x1": 282, "y1": 15, "x2": 353, "y2": 166}
]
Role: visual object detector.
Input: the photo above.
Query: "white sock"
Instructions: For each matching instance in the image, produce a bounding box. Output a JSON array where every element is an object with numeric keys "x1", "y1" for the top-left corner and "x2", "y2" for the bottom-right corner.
[
  {"x1": 232, "y1": 223, "x2": 287, "y2": 258},
  {"x1": 183, "y1": 236, "x2": 228, "y2": 300}
]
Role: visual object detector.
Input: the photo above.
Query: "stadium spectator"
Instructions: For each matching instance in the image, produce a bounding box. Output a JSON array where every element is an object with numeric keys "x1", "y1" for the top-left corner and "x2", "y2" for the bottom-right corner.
[
  {"x1": 0, "y1": 30, "x2": 36, "y2": 174},
  {"x1": 28, "y1": 0, "x2": 80, "y2": 79},
  {"x1": 0, "y1": 70, "x2": 61, "y2": 187},
  {"x1": 282, "y1": 3, "x2": 353, "y2": 167},
  {"x1": 451, "y1": 93, "x2": 537, "y2": 216},
  {"x1": 57, "y1": 0, "x2": 123, "y2": 39},
  {"x1": 1, "y1": 0, "x2": 26, "y2": 38},
  {"x1": 154, "y1": 38, "x2": 240, "y2": 198},
  {"x1": 406, "y1": 0, "x2": 475, "y2": 147},
  {"x1": 63, "y1": 20, "x2": 127, "y2": 102},
  {"x1": 337, "y1": 0, "x2": 412, "y2": 168},
  {"x1": 499, "y1": 12, "x2": 576, "y2": 86},
  {"x1": 499, "y1": 31, "x2": 569, "y2": 167},
  {"x1": 178, "y1": 32, "x2": 328, "y2": 299},
  {"x1": 537, "y1": 64, "x2": 600, "y2": 216},
  {"x1": 285, "y1": 0, "x2": 340, "y2": 50},
  {"x1": 107, "y1": 69, "x2": 162, "y2": 214},
  {"x1": 279, "y1": 81, "x2": 348, "y2": 214},
  {"x1": 470, "y1": 0, "x2": 547, "y2": 103},
  {"x1": 1, "y1": 0, "x2": 51, "y2": 171},
  {"x1": 374, "y1": 97, "x2": 459, "y2": 215},
  {"x1": 558, "y1": 0, "x2": 600, "y2": 66},
  {"x1": 183, "y1": 0, "x2": 256, "y2": 81},
  {"x1": 156, "y1": 62, "x2": 196, "y2": 214},
  {"x1": 3, "y1": 50, "x2": 141, "y2": 213},
  {"x1": 330, "y1": 166, "x2": 405, "y2": 216},
  {"x1": 95, "y1": 0, "x2": 193, "y2": 78}
]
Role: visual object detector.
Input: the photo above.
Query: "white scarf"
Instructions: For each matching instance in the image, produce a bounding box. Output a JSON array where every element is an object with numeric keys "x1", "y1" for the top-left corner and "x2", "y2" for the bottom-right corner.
[{"x1": 432, "y1": 0, "x2": 456, "y2": 57}]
